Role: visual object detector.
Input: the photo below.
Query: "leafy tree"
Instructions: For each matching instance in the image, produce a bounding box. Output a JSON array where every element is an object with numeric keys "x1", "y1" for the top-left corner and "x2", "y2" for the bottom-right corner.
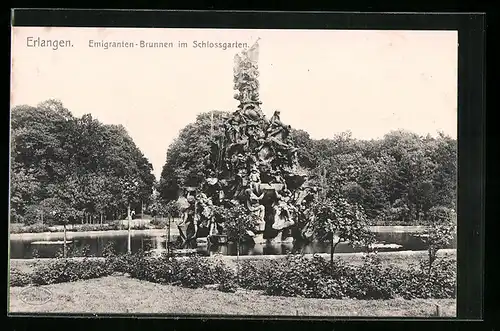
[
  {"x1": 290, "y1": 129, "x2": 317, "y2": 169},
  {"x1": 310, "y1": 196, "x2": 374, "y2": 270},
  {"x1": 213, "y1": 203, "x2": 258, "y2": 282},
  {"x1": 430, "y1": 133, "x2": 457, "y2": 210},
  {"x1": 10, "y1": 99, "x2": 156, "y2": 226},
  {"x1": 378, "y1": 130, "x2": 441, "y2": 223},
  {"x1": 10, "y1": 159, "x2": 39, "y2": 223},
  {"x1": 422, "y1": 206, "x2": 456, "y2": 269},
  {"x1": 41, "y1": 197, "x2": 79, "y2": 257},
  {"x1": 158, "y1": 110, "x2": 229, "y2": 201},
  {"x1": 148, "y1": 191, "x2": 165, "y2": 219}
]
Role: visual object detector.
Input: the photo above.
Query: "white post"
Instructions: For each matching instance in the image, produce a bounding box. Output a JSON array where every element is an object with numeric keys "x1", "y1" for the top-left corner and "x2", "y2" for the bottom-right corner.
[{"x1": 127, "y1": 204, "x2": 132, "y2": 254}]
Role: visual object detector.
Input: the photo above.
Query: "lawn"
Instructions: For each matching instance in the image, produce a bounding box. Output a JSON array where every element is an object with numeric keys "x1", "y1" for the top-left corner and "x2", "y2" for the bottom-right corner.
[{"x1": 8, "y1": 275, "x2": 456, "y2": 317}]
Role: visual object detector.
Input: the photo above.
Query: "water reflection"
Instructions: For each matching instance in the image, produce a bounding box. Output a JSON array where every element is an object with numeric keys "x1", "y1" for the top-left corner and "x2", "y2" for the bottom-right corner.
[{"x1": 9, "y1": 231, "x2": 457, "y2": 259}]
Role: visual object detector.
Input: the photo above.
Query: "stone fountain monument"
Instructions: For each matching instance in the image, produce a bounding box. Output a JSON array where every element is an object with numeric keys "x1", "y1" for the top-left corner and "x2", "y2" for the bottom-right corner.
[{"x1": 179, "y1": 40, "x2": 320, "y2": 247}]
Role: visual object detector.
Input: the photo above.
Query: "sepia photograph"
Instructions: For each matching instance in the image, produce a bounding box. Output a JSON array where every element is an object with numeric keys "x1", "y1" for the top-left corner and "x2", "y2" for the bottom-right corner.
[{"x1": 9, "y1": 26, "x2": 458, "y2": 318}]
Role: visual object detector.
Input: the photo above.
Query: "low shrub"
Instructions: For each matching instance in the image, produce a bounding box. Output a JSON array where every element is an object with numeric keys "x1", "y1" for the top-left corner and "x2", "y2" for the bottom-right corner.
[
  {"x1": 127, "y1": 253, "x2": 175, "y2": 284},
  {"x1": 10, "y1": 223, "x2": 51, "y2": 234},
  {"x1": 67, "y1": 244, "x2": 92, "y2": 258},
  {"x1": 70, "y1": 224, "x2": 111, "y2": 232},
  {"x1": 214, "y1": 260, "x2": 237, "y2": 293},
  {"x1": 31, "y1": 248, "x2": 40, "y2": 258},
  {"x1": 239, "y1": 259, "x2": 279, "y2": 290},
  {"x1": 265, "y1": 255, "x2": 336, "y2": 298},
  {"x1": 106, "y1": 253, "x2": 137, "y2": 274},
  {"x1": 102, "y1": 242, "x2": 117, "y2": 258},
  {"x1": 150, "y1": 218, "x2": 167, "y2": 228},
  {"x1": 264, "y1": 254, "x2": 456, "y2": 300},
  {"x1": 14, "y1": 250, "x2": 455, "y2": 300},
  {"x1": 170, "y1": 256, "x2": 219, "y2": 288},
  {"x1": 10, "y1": 268, "x2": 32, "y2": 287},
  {"x1": 396, "y1": 258, "x2": 457, "y2": 299},
  {"x1": 344, "y1": 254, "x2": 395, "y2": 299},
  {"x1": 105, "y1": 253, "x2": 236, "y2": 290},
  {"x1": 10, "y1": 221, "x2": 153, "y2": 234},
  {"x1": 31, "y1": 258, "x2": 112, "y2": 285},
  {"x1": 425, "y1": 258, "x2": 457, "y2": 298},
  {"x1": 106, "y1": 220, "x2": 148, "y2": 231}
]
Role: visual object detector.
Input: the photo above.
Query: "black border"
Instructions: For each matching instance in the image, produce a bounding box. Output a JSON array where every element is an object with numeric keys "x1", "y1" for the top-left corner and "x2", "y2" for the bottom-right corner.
[{"x1": 8, "y1": 8, "x2": 486, "y2": 325}]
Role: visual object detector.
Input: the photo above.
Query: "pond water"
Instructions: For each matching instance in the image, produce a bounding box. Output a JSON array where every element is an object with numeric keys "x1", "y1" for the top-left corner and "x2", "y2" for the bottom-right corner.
[{"x1": 9, "y1": 230, "x2": 457, "y2": 259}]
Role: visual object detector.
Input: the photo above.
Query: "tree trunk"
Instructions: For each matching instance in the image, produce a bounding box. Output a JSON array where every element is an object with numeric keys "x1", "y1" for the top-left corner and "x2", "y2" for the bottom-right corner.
[
  {"x1": 63, "y1": 223, "x2": 67, "y2": 258},
  {"x1": 330, "y1": 235, "x2": 340, "y2": 274},
  {"x1": 100, "y1": 212, "x2": 103, "y2": 225},
  {"x1": 127, "y1": 204, "x2": 132, "y2": 254}
]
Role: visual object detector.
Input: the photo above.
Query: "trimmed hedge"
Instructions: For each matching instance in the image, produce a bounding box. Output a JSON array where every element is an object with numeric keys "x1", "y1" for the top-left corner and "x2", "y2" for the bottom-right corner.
[
  {"x1": 263, "y1": 254, "x2": 456, "y2": 300},
  {"x1": 109, "y1": 252, "x2": 455, "y2": 300},
  {"x1": 29, "y1": 258, "x2": 112, "y2": 285},
  {"x1": 10, "y1": 269, "x2": 33, "y2": 287},
  {"x1": 10, "y1": 252, "x2": 456, "y2": 301},
  {"x1": 109, "y1": 252, "x2": 237, "y2": 291},
  {"x1": 10, "y1": 221, "x2": 151, "y2": 234}
]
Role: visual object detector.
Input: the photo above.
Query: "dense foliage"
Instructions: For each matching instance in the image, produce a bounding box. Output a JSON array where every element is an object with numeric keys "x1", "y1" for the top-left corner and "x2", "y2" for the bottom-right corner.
[
  {"x1": 422, "y1": 206, "x2": 456, "y2": 267},
  {"x1": 10, "y1": 99, "x2": 156, "y2": 225},
  {"x1": 28, "y1": 258, "x2": 112, "y2": 285},
  {"x1": 158, "y1": 110, "x2": 229, "y2": 201},
  {"x1": 10, "y1": 269, "x2": 33, "y2": 287},
  {"x1": 10, "y1": 252, "x2": 456, "y2": 301},
  {"x1": 263, "y1": 254, "x2": 456, "y2": 300},
  {"x1": 159, "y1": 114, "x2": 457, "y2": 225},
  {"x1": 309, "y1": 197, "x2": 375, "y2": 261},
  {"x1": 10, "y1": 221, "x2": 151, "y2": 234},
  {"x1": 212, "y1": 204, "x2": 259, "y2": 243}
]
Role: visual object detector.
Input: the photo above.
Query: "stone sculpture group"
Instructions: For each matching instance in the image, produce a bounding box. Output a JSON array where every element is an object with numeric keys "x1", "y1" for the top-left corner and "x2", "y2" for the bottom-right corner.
[{"x1": 178, "y1": 40, "x2": 321, "y2": 245}]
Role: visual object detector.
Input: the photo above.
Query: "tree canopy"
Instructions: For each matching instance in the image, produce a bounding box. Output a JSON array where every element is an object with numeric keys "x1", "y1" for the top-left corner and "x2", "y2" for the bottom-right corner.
[
  {"x1": 158, "y1": 110, "x2": 229, "y2": 201},
  {"x1": 10, "y1": 99, "x2": 156, "y2": 224},
  {"x1": 159, "y1": 114, "x2": 457, "y2": 226}
]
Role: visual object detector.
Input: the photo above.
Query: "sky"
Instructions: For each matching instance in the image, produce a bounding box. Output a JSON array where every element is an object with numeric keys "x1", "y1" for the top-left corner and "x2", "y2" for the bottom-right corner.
[{"x1": 11, "y1": 27, "x2": 458, "y2": 179}]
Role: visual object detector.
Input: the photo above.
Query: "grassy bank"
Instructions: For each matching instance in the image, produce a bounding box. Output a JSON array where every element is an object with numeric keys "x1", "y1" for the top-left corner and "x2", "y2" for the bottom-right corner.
[
  {"x1": 9, "y1": 249, "x2": 457, "y2": 274},
  {"x1": 10, "y1": 228, "x2": 176, "y2": 241},
  {"x1": 8, "y1": 275, "x2": 456, "y2": 317},
  {"x1": 10, "y1": 225, "x2": 423, "y2": 240},
  {"x1": 9, "y1": 218, "x2": 182, "y2": 235},
  {"x1": 10, "y1": 222, "x2": 426, "y2": 236}
]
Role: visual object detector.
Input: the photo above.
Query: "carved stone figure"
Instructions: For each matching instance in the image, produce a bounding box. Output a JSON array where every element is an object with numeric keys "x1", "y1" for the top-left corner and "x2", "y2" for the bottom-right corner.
[
  {"x1": 272, "y1": 189, "x2": 296, "y2": 230},
  {"x1": 179, "y1": 42, "x2": 321, "y2": 244},
  {"x1": 196, "y1": 193, "x2": 213, "y2": 231},
  {"x1": 248, "y1": 166, "x2": 261, "y2": 190},
  {"x1": 241, "y1": 104, "x2": 263, "y2": 122},
  {"x1": 245, "y1": 184, "x2": 265, "y2": 231}
]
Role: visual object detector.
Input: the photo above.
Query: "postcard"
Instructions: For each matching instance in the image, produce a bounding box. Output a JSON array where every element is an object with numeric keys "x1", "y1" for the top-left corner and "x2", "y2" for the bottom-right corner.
[{"x1": 9, "y1": 25, "x2": 458, "y2": 318}]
